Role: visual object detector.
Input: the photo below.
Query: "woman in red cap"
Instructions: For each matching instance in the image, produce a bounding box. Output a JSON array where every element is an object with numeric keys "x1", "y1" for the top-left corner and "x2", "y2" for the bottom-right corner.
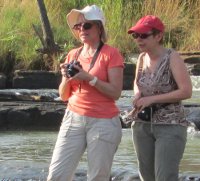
[
  {"x1": 47, "y1": 5, "x2": 124, "y2": 181},
  {"x1": 128, "y1": 15, "x2": 192, "y2": 181}
]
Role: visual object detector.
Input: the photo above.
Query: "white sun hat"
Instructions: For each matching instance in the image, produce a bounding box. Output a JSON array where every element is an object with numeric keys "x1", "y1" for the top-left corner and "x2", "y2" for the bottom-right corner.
[{"x1": 66, "y1": 5, "x2": 107, "y2": 42}]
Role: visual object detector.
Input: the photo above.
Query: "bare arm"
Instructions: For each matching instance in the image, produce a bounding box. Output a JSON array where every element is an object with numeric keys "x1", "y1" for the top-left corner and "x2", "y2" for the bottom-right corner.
[
  {"x1": 71, "y1": 65, "x2": 123, "y2": 100},
  {"x1": 128, "y1": 55, "x2": 143, "y2": 116},
  {"x1": 58, "y1": 63, "x2": 71, "y2": 101},
  {"x1": 134, "y1": 56, "x2": 142, "y2": 97},
  {"x1": 153, "y1": 51, "x2": 192, "y2": 102},
  {"x1": 94, "y1": 67, "x2": 123, "y2": 100},
  {"x1": 133, "y1": 54, "x2": 144, "y2": 105}
]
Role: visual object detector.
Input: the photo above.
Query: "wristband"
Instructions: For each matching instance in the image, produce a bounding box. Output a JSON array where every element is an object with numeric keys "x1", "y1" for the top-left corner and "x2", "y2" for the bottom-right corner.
[{"x1": 89, "y1": 76, "x2": 98, "y2": 86}]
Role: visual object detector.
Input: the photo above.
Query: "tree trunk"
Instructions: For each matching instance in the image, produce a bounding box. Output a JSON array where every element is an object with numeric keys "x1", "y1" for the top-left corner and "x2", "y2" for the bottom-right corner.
[
  {"x1": 36, "y1": 0, "x2": 58, "y2": 53},
  {"x1": 35, "y1": 0, "x2": 61, "y2": 71}
]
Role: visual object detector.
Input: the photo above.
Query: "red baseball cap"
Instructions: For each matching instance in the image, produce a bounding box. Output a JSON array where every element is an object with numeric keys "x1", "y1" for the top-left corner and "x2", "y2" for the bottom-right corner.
[{"x1": 128, "y1": 15, "x2": 164, "y2": 34}]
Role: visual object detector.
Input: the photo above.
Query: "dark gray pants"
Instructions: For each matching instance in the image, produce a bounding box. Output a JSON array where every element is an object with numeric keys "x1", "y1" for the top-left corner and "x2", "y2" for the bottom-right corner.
[{"x1": 132, "y1": 122, "x2": 187, "y2": 181}]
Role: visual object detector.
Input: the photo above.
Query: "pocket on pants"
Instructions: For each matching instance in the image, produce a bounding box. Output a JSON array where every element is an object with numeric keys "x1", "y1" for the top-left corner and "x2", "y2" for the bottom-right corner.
[{"x1": 96, "y1": 117, "x2": 122, "y2": 145}]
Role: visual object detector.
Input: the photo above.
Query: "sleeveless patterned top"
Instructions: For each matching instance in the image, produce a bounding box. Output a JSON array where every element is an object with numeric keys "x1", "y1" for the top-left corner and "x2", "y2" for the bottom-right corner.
[{"x1": 136, "y1": 49, "x2": 188, "y2": 126}]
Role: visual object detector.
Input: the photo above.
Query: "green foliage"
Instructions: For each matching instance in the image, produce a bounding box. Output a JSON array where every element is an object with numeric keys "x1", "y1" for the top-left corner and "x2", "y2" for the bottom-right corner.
[{"x1": 0, "y1": 0, "x2": 200, "y2": 73}]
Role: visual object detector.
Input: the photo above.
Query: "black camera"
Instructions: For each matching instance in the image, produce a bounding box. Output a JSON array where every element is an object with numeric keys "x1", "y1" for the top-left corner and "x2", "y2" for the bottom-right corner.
[
  {"x1": 137, "y1": 106, "x2": 156, "y2": 122},
  {"x1": 65, "y1": 60, "x2": 82, "y2": 77}
]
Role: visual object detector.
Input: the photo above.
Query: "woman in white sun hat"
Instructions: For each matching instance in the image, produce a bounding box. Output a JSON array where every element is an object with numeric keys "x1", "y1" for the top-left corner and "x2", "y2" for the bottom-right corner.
[{"x1": 47, "y1": 4, "x2": 124, "y2": 181}]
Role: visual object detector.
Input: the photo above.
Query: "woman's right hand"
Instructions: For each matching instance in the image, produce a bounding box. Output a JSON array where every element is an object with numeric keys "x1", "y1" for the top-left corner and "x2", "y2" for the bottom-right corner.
[
  {"x1": 59, "y1": 63, "x2": 72, "y2": 101},
  {"x1": 131, "y1": 92, "x2": 142, "y2": 115},
  {"x1": 60, "y1": 63, "x2": 69, "y2": 79},
  {"x1": 127, "y1": 107, "x2": 138, "y2": 118},
  {"x1": 132, "y1": 92, "x2": 141, "y2": 107}
]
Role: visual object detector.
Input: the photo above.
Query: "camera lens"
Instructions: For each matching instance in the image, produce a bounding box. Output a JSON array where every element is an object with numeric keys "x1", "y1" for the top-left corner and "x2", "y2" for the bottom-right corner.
[{"x1": 65, "y1": 60, "x2": 81, "y2": 77}]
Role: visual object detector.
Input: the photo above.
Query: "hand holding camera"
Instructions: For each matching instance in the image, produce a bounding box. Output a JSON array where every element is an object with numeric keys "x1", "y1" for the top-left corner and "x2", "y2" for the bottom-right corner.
[
  {"x1": 126, "y1": 105, "x2": 156, "y2": 122},
  {"x1": 127, "y1": 107, "x2": 138, "y2": 119},
  {"x1": 62, "y1": 60, "x2": 82, "y2": 78}
]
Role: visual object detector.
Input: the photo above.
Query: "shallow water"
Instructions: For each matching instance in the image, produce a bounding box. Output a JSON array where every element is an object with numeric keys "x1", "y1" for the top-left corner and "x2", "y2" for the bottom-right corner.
[{"x1": 0, "y1": 130, "x2": 199, "y2": 180}]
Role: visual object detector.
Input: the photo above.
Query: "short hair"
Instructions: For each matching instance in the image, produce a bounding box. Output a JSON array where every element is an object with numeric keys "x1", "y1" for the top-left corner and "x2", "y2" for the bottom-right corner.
[{"x1": 152, "y1": 28, "x2": 163, "y2": 44}]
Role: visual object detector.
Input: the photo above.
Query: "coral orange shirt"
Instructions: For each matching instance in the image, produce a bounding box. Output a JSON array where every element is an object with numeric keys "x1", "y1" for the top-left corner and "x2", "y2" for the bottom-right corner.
[{"x1": 64, "y1": 44, "x2": 124, "y2": 118}]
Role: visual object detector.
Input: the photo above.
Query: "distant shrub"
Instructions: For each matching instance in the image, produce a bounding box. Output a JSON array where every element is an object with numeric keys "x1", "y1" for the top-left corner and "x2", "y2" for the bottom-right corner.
[{"x1": 0, "y1": 0, "x2": 199, "y2": 73}]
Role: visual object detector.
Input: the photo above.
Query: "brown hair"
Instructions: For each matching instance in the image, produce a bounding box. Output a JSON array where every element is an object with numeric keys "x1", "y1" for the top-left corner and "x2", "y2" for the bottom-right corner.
[
  {"x1": 152, "y1": 28, "x2": 163, "y2": 44},
  {"x1": 93, "y1": 20, "x2": 107, "y2": 42}
]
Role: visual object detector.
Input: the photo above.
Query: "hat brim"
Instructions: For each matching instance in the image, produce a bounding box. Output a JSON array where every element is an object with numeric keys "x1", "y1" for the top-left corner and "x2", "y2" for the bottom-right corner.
[
  {"x1": 128, "y1": 25, "x2": 152, "y2": 34},
  {"x1": 67, "y1": 10, "x2": 83, "y2": 40},
  {"x1": 66, "y1": 9, "x2": 107, "y2": 42}
]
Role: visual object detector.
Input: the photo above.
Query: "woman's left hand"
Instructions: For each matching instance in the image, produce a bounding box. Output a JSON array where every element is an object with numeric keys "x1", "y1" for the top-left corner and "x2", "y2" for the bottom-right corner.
[
  {"x1": 135, "y1": 96, "x2": 154, "y2": 112},
  {"x1": 69, "y1": 64, "x2": 92, "y2": 82}
]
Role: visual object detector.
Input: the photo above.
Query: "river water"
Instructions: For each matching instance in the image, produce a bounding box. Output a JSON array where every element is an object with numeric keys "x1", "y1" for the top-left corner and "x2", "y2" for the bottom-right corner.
[
  {"x1": 0, "y1": 87, "x2": 200, "y2": 180},
  {"x1": 0, "y1": 129, "x2": 199, "y2": 180}
]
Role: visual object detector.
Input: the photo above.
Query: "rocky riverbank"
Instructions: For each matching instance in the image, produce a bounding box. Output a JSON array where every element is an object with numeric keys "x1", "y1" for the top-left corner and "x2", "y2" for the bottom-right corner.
[
  {"x1": 0, "y1": 100, "x2": 65, "y2": 130},
  {"x1": 0, "y1": 89, "x2": 200, "y2": 131},
  {"x1": 0, "y1": 89, "x2": 63, "y2": 130}
]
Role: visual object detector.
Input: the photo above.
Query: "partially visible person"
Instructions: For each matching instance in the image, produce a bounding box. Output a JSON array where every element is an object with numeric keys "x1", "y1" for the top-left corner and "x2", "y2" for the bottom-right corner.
[
  {"x1": 47, "y1": 4, "x2": 124, "y2": 181},
  {"x1": 127, "y1": 15, "x2": 192, "y2": 181}
]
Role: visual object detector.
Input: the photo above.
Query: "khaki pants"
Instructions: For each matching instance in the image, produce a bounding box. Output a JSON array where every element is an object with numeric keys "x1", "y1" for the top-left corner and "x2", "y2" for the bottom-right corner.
[
  {"x1": 132, "y1": 122, "x2": 187, "y2": 181},
  {"x1": 47, "y1": 109, "x2": 122, "y2": 181}
]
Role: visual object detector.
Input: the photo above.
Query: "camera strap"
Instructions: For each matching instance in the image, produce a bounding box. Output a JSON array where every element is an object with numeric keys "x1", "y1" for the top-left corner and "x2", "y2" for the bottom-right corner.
[
  {"x1": 73, "y1": 41, "x2": 104, "y2": 93},
  {"x1": 87, "y1": 41, "x2": 104, "y2": 72},
  {"x1": 73, "y1": 41, "x2": 104, "y2": 72}
]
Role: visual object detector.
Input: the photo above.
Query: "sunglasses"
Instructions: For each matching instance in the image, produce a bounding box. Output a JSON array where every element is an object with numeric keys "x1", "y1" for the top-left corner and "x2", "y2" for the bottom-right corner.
[
  {"x1": 73, "y1": 22, "x2": 93, "y2": 31},
  {"x1": 132, "y1": 32, "x2": 154, "y2": 39}
]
